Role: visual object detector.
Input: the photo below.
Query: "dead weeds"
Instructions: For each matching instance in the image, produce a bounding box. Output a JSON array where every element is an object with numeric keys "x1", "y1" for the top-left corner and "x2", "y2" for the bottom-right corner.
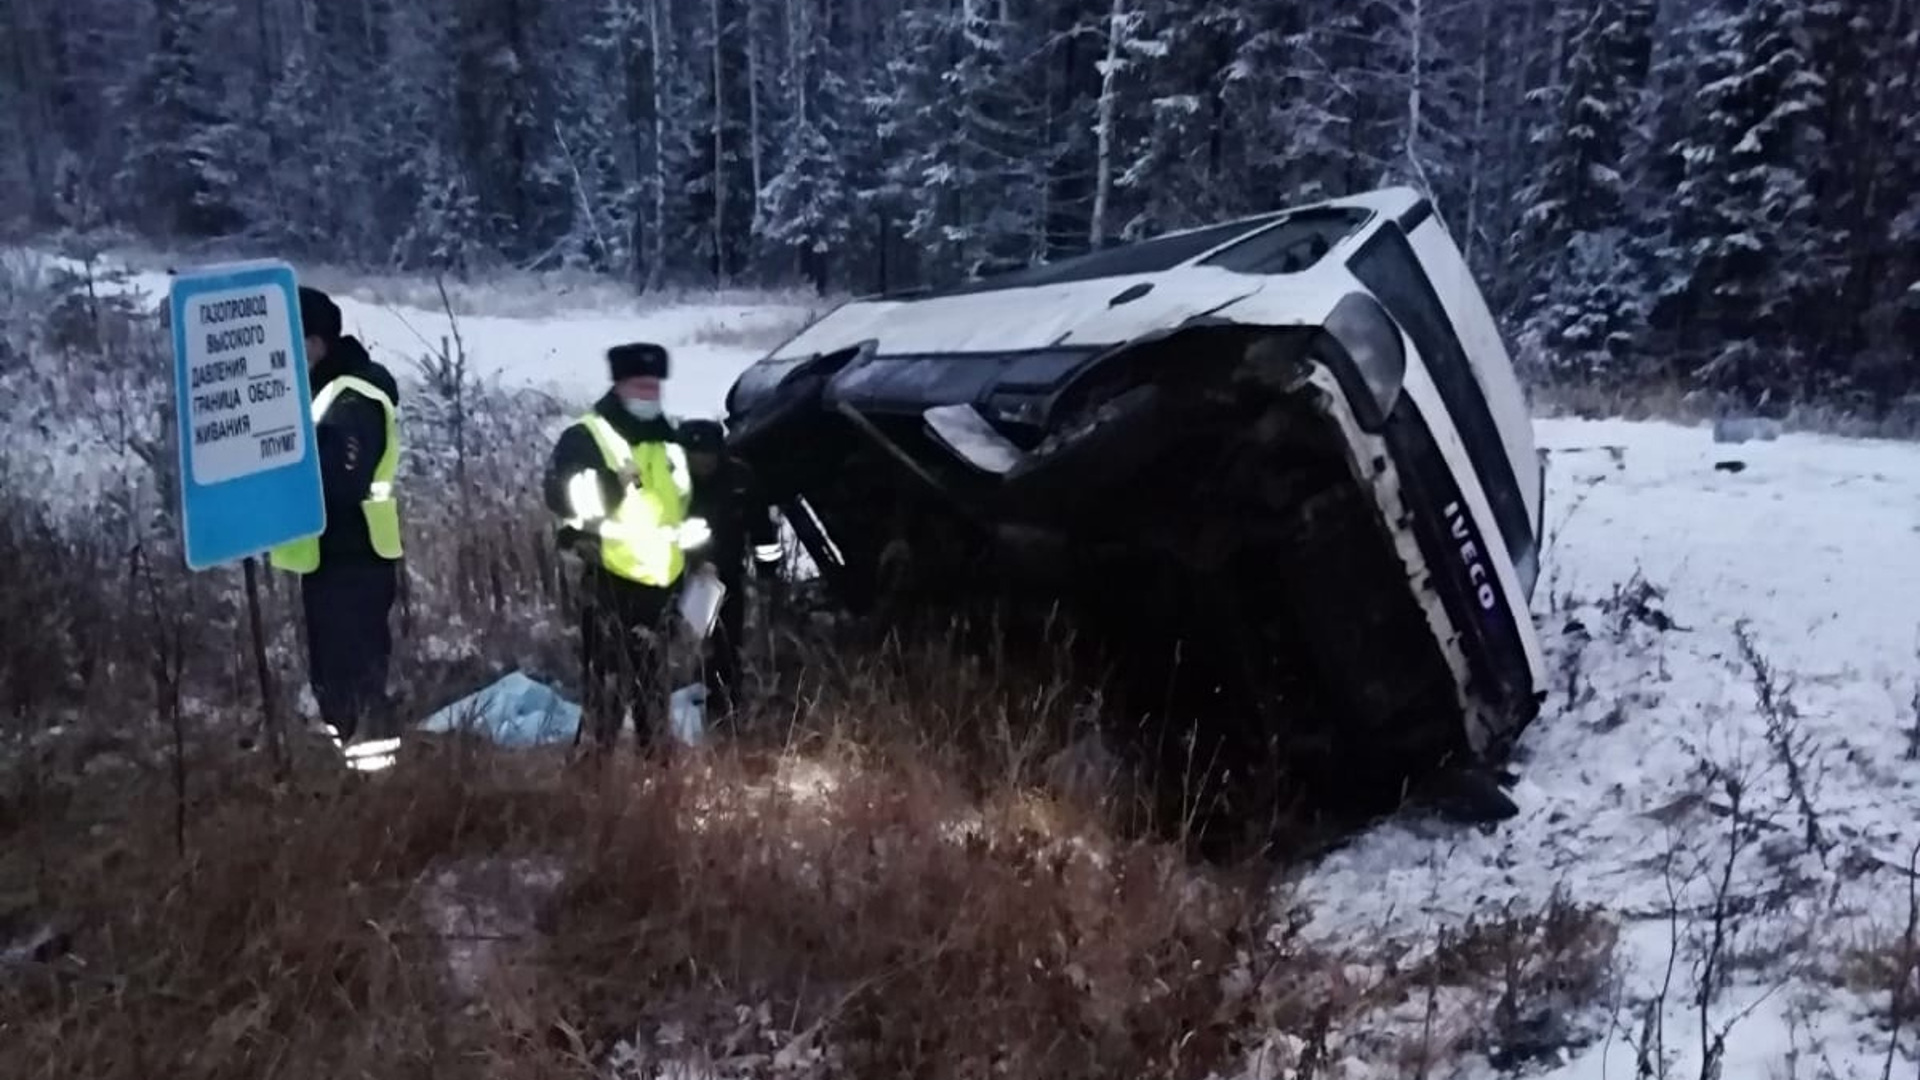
[{"x1": 1, "y1": 719, "x2": 1624, "y2": 1080}]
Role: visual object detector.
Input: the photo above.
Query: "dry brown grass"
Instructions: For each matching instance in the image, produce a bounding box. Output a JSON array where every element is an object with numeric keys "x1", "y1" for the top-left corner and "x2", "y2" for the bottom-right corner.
[
  {"x1": 1842, "y1": 844, "x2": 1920, "y2": 1068},
  {"x1": 0, "y1": 674, "x2": 1624, "y2": 1080},
  {"x1": 0, "y1": 723, "x2": 1259, "y2": 1080}
]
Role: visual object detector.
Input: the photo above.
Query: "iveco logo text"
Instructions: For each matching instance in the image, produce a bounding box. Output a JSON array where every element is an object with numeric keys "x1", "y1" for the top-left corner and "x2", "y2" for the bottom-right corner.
[{"x1": 1443, "y1": 501, "x2": 1499, "y2": 612}]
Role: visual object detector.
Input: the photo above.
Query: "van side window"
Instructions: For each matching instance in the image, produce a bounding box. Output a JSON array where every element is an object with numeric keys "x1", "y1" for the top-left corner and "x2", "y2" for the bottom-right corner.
[{"x1": 1198, "y1": 208, "x2": 1373, "y2": 275}]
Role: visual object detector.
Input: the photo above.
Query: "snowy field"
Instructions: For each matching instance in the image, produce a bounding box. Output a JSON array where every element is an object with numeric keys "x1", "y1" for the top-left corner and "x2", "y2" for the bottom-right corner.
[
  {"x1": 1285, "y1": 420, "x2": 1920, "y2": 1078},
  {"x1": 10, "y1": 247, "x2": 826, "y2": 414},
  {"x1": 7, "y1": 249, "x2": 1918, "y2": 1076},
  {"x1": 0, "y1": 247, "x2": 826, "y2": 520}
]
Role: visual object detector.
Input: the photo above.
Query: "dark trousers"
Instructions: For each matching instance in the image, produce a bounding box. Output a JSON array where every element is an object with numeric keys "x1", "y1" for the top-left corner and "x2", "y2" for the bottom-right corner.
[
  {"x1": 301, "y1": 559, "x2": 398, "y2": 743},
  {"x1": 578, "y1": 566, "x2": 672, "y2": 751},
  {"x1": 703, "y1": 572, "x2": 747, "y2": 714}
]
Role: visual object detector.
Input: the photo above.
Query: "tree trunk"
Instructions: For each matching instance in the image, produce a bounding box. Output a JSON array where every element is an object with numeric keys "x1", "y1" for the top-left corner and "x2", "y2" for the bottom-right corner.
[
  {"x1": 790, "y1": 0, "x2": 806, "y2": 125},
  {"x1": 646, "y1": 0, "x2": 668, "y2": 292},
  {"x1": 1089, "y1": 0, "x2": 1124, "y2": 248},
  {"x1": 256, "y1": 0, "x2": 275, "y2": 104},
  {"x1": 746, "y1": 0, "x2": 762, "y2": 242},
  {"x1": 711, "y1": 0, "x2": 727, "y2": 285},
  {"x1": 7, "y1": 0, "x2": 50, "y2": 223},
  {"x1": 1404, "y1": 0, "x2": 1433, "y2": 199},
  {"x1": 1463, "y1": 0, "x2": 1494, "y2": 269}
]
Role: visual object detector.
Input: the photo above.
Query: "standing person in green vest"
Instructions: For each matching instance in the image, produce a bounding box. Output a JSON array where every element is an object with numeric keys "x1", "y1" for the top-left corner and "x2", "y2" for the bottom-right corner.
[
  {"x1": 268, "y1": 285, "x2": 404, "y2": 749},
  {"x1": 542, "y1": 342, "x2": 709, "y2": 755}
]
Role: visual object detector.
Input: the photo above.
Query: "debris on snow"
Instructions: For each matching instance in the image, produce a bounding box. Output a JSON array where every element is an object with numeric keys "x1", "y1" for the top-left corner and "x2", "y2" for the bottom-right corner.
[
  {"x1": 418, "y1": 671, "x2": 580, "y2": 747},
  {"x1": 416, "y1": 670, "x2": 707, "y2": 748}
]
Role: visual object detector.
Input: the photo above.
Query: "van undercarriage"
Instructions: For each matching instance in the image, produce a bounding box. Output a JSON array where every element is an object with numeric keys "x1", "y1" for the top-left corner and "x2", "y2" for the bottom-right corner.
[{"x1": 733, "y1": 325, "x2": 1516, "y2": 846}]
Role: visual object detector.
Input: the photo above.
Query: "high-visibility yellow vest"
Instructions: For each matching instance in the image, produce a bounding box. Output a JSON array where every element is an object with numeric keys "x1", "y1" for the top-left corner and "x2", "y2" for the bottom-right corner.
[
  {"x1": 268, "y1": 375, "x2": 403, "y2": 573},
  {"x1": 563, "y1": 412, "x2": 691, "y2": 587}
]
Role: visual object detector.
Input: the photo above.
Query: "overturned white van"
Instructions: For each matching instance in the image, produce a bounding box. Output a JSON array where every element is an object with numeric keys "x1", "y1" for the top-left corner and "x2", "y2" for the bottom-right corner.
[{"x1": 724, "y1": 187, "x2": 1548, "y2": 827}]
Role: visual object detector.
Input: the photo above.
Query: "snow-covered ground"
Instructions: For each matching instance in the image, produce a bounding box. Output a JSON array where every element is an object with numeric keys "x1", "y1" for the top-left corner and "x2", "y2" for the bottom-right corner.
[
  {"x1": 1285, "y1": 419, "x2": 1920, "y2": 1078},
  {"x1": 12, "y1": 248, "x2": 823, "y2": 414},
  {"x1": 310, "y1": 285, "x2": 814, "y2": 415}
]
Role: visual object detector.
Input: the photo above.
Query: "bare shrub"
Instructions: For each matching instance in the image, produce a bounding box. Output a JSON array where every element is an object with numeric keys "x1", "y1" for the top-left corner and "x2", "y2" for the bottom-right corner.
[
  {"x1": 1734, "y1": 622, "x2": 1829, "y2": 861},
  {"x1": 1844, "y1": 842, "x2": 1920, "y2": 1077},
  {"x1": 1598, "y1": 571, "x2": 1682, "y2": 640},
  {"x1": 1380, "y1": 891, "x2": 1619, "y2": 1073},
  {"x1": 1907, "y1": 635, "x2": 1919, "y2": 762}
]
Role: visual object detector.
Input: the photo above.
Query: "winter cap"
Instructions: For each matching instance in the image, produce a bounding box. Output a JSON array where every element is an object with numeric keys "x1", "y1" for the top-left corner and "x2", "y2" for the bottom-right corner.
[
  {"x1": 298, "y1": 285, "x2": 342, "y2": 344},
  {"x1": 609, "y1": 342, "x2": 669, "y2": 381},
  {"x1": 677, "y1": 418, "x2": 726, "y2": 454}
]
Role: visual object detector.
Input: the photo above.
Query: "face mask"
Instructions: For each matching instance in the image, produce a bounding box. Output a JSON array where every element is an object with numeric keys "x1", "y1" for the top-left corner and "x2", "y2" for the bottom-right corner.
[{"x1": 623, "y1": 398, "x2": 663, "y2": 421}]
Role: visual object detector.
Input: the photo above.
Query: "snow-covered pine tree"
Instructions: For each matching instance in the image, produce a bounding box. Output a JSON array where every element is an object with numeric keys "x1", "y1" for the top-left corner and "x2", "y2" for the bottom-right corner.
[
  {"x1": 391, "y1": 147, "x2": 490, "y2": 276},
  {"x1": 1214, "y1": 1, "x2": 1342, "y2": 211},
  {"x1": 880, "y1": 0, "x2": 1048, "y2": 282},
  {"x1": 1113, "y1": 0, "x2": 1233, "y2": 239},
  {"x1": 113, "y1": 0, "x2": 245, "y2": 239},
  {"x1": 1868, "y1": 1, "x2": 1920, "y2": 400},
  {"x1": 354, "y1": 0, "x2": 480, "y2": 273},
  {"x1": 539, "y1": 0, "x2": 634, "y2": 275},
  {"x1": 1521, "y1": 0, "x2": 1655, "y2": 245},
  {"x1": 1660, "y1": 0, "x2": 1829, "y2": 407},
  {"x1": 448, "y1": 0, "x2": 565, "y2": 263},
  {"x1": 0, "y1": 0, "x2": 1911, "y2": 408},
  {"x1": 1799, "y1": 0, "x2": 1917, "y2": 404},
  {"x1": 754, "y1": 0, "x2": 853, "y2": 291},
  {"x1": 1, "y1": 0, "x2": 52, "y2": 223},
  {"x1": 1514, "y1": 0, "x2": 1658, "y2": 387},
  {"x1": 248, "y1": 49, "x2": 330, "y2": 252}
]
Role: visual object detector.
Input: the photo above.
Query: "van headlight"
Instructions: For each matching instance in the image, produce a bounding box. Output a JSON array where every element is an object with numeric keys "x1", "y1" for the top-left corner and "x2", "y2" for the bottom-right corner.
[{"x1": 1322, "y1": 292, "x2": 1408, "y2": 432}]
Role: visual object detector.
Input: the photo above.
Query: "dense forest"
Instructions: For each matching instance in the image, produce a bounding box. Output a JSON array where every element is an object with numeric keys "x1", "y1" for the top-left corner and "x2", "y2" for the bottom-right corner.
[{"x1": 3, "y1": 0, "x2": 1917, "y2": 409}]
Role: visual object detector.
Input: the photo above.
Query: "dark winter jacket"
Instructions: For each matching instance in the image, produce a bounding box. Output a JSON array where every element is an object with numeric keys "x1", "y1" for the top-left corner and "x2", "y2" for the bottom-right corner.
[
  {"x1": 312, "y1": 336, "x2": 401, "y2": 564},
  {"x1": 542, "y1": 391, "x2": 681, "y2": 576},
  {"x1": 685, "y1": 452, "x2": 778, "y2": 587}
]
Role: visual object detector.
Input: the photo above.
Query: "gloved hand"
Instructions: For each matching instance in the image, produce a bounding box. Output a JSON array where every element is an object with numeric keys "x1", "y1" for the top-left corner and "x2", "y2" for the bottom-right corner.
[
  {"x1": 677, "y1": 516, "x2": 712, "y2": 551},
  {"x1": 595, "y1": 517, "x2": 641, "y2": 542}
]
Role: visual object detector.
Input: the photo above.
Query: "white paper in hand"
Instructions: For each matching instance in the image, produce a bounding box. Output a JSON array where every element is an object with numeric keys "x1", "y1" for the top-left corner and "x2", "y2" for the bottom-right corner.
[
  {"x1": 678, "y1": 516, "x2": 712, "y2": 551},
  {"x1": 678, "y1": 564, "x2": 727, "y2": 641}
]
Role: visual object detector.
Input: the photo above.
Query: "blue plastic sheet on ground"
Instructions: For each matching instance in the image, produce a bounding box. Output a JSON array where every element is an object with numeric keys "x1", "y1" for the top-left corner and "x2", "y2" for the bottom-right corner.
[{"x1": 417, "y1": 671, "x2": 705, "y2": 748}]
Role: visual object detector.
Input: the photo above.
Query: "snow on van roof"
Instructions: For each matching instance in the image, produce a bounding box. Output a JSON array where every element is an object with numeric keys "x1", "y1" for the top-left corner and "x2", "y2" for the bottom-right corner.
[
  {"x1": 767, "y1": 189, "x2": 1419, "y2": 361},
  {"x1": 767, "y1": 262, "x2": 1370, "y2": 360}
]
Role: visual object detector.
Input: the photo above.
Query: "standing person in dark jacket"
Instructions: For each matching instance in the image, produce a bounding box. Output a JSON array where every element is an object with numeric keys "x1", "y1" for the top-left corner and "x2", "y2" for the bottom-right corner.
[
  {"x1": 543, "y1": 343, "x2": 710, "y2": 753},
  {"x1": 676, "y1": 418, "x2": 780, "y2": 719},
  {"x1": 268, "y1": 286, "x2": 405, "y2": 748}
]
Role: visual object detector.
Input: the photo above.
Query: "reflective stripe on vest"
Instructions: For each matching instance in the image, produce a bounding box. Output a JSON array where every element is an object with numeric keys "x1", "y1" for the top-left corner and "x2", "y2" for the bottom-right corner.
[
  {"x1": 566, "y1": 412, "x2": 690, "y2": 587},
  {"x1": 268, "y1": 375, "x2": 403, "y2": 573}
]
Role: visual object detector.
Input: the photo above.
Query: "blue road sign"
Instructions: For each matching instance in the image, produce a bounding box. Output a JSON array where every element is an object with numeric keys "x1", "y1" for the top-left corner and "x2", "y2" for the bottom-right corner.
[{"x1": 169, "y1": 260, "x2": 325, "y2": 570}]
